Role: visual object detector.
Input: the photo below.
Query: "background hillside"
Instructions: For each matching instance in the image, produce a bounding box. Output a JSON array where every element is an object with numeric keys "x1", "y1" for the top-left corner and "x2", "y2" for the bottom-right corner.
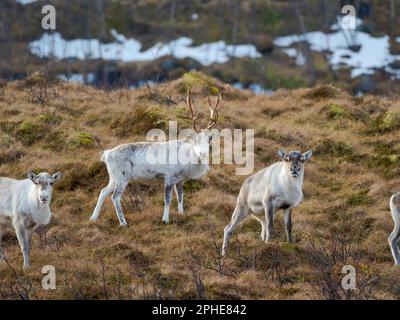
[
  {"x1": 0, "y1": 73, "x2": 400, "y2": 299},
  {"x1": 4, "y1": 0, "x2": 400, "y2": 95}
]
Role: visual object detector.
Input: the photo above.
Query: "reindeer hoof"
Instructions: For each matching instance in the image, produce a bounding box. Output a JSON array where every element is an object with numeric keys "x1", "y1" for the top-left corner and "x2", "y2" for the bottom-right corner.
[
  {"x1": 119, "y1": 222, "x2": 128, "y2": 228},
  {"x1": 89, "y1": 217, "x2": 97, "y2": 223},
  {"x1": 22, "y1": 265, "x2": 30, "y2": 271},
  {"x1": 162, "y1": 219, "x2": 169, "y2": 224}
]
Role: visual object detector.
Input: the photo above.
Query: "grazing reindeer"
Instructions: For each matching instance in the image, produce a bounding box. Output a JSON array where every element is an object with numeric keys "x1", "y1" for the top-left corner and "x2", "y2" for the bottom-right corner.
[
  {"x1": 90, "y1": 89, "x2": 222, "y2": 226},
  {"x1": 222, "y1": 149, "x2": 312, "y2": 256},
  {"x1": 0, "y1": 171, "x2": 62, "y2": 269},
  {"x1": 389, "y1": 192, "x2": 400, "y2": 265}
]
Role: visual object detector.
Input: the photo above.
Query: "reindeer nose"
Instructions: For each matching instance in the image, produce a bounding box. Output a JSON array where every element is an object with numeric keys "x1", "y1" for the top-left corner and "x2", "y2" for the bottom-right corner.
[{"x1": 40, "y1": 196, "x2": 48, "y2": 202}]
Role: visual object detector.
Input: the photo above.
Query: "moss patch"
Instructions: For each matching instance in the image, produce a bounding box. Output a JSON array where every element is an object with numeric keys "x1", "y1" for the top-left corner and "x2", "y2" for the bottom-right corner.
[
  {"x1": 320, "y1": 103, "x2": 353, "y2": 120},
  {"x1": 15, "y1": 120, "x2": 46, "y2": 146},
  {"x1": 346, "y1": 189, "x2": 373, "y2": 206},
  {"x1": 69, "y1": 132, "x2": 96, "y2": 149},
  {"x1": 315, "y1": 138, "x2": 354, "y2": 158},
  {"x1": 37, "y1": 112, "x2": 63, "y2": 125},
  {"x1": 370, "y1": 111, "x2": 400, "y2": 134},
  {"x1": 181, "y1": 71, "x2": 222, "y2": 95}
]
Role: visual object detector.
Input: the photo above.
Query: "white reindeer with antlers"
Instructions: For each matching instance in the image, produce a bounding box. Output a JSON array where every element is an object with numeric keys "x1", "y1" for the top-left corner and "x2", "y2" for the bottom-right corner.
[{"x1": 90, "y1": 88, "x2": 222, "y2": 226}]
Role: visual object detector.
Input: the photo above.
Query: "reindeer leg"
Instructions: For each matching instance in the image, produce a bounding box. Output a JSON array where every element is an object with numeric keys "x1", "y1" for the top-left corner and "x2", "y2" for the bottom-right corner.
[
  {"x1": 14, "y1": 221, "x2": 30, "y2": 270},
  {"x1": 0, "y1": 225, "x2": 6, "y2": 261},
  {"x1": 90, "y1": 179, "x2": 115, "y2": 222},
  {"x1": 111, "y1": 183, "x2": 128, "y2": 226},
  {"x1": 174, "y1": 182, "x2": 184, "y2": 215},
  {"x1": 263, "y1": 200, "x2": 275, "y2": 243},
  {"x1": 389, "y1": 224, "x2": 400, "y2": 265},
  {"x1": 252, "y1": 214, "x2": 266, "y2": 241},
  {"x1": 162, "y1": 182, "x2": 174, "y2": 224},
  {"x1": 284, "y1": 207, "x2": 293, "y2": 243},
  {"x1": 389, "y1": 195, "x2": 400, "y2": 265},
  {"x1": 222, "y1": 198, "x2": 249, "y2": 256}
]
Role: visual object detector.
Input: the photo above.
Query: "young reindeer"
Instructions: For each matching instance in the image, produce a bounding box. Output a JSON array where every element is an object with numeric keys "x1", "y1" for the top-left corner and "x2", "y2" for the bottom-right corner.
[
  {"x1": 222, "y1": 149, "x2": 312, "y2": 256},
  {"x1": 90, "y1": 88, "x2": 222, "y2": 226},
  {"x1": 388, "y1": 192, "x2": 400, "y2": 265},
  {"x1": 0, "y1": 171, "x2": 62, "y2": 269}
]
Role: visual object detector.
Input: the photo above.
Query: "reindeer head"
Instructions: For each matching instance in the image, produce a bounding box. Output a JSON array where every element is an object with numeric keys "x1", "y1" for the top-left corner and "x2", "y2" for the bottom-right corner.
[
  {"x1": 186, "y1": 87, "x2": 221, "y2": 161},
  {"x1": 28, "y1": 171, "x2": 62, "y2": 205},
  {"x1": 278, "y1": 149, "x2": 313, "y2": 178}
]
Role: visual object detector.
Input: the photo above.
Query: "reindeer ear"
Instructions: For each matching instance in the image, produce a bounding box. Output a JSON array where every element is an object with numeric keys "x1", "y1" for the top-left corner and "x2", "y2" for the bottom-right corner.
[
  {"x1": 302, "y1": 150, "x2": 313, "y2": 162},
  {"x1": 278, "y1": 149, "x2": 287, "y2": 160},
  {"x1": 50, "y1": 172, "x2": 62, "y2": 184},
  {"x1": 27, "y1": 171, "x2": 37, "y2": 183}
]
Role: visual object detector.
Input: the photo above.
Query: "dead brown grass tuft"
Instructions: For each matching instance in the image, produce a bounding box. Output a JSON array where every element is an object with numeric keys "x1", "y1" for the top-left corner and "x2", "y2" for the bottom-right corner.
[{"x1": 303, "y1": 85, "x2": 340, "y2": 100}]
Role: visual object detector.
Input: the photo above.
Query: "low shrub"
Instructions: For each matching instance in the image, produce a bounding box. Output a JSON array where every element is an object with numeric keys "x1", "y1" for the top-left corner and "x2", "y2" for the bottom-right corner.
[
  {"x1": 15, "y1": 120, "x2": 46, "y2": 146},
  {"x1": 110, "y1": 106, "x2": 167, "y2": 138},
  {"x1": 303, "y1": 85, "x2": 339, "y2": 100},
  {"x1": 315, "y1": 138, "x2": 353, "y2": 158},
  {"x1": 69, "y1": 132, "x2": 96, "y2": 149},
  {"x1": 369, "y1": 111, "x2": 400, "y2": 134}
]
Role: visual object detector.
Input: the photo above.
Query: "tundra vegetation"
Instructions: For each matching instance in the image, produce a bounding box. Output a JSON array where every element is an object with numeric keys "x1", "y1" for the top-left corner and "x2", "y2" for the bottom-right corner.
[{"x1": 0, "y1": 72, "x2": 399, "y2": 299}]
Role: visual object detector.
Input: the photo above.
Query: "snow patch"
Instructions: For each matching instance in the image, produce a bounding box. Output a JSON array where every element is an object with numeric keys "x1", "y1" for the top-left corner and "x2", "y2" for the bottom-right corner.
[
  {"x1": 29, "y1": 30, "x2": 262, "y2": 66},
  {"x1": 16, "y1": 0, "x2": 38, "y2": 4},
  {"x1": 274, "y1": 16, "x2": 400, "y2": 78}
]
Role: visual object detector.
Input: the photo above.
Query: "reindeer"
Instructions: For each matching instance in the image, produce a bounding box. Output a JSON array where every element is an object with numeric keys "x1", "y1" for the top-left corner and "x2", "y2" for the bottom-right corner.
[
  {"x1": 90, "y1": 88, "x2": 222, "y2": 226},
  {"x1": 0, "y1": 171, "x2": 62, "y2": 269},
  {"x1": 389, "y1": 192, "x2": 400, "y2": 265},
  {"x1": 222, "y1": 149, "x2": 313, "y2": 256}
]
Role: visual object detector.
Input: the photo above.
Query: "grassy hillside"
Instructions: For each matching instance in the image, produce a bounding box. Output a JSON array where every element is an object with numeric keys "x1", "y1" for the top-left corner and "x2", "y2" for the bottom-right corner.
[{"x1": 0, "y1": 72, "x2": 400, "y2": 299}]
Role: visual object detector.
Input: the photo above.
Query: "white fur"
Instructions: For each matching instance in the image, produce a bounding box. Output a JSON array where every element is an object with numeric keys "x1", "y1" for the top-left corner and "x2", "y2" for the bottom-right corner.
[
  {"x1": 90, "y1": 134, "x2": 211, "y2": 226},
  {"x1": 222, "y1": 150, "x2": 312, "y2": 256},
  {"x1": 0, "y1": 172, "x2": 61, "y2": 269},
  {"x1": 389, "y1": 192, "x2": 400, "y2": 265}
]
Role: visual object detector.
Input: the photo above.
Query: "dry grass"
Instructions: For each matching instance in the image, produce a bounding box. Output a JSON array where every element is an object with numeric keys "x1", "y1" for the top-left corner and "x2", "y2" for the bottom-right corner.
[{"x1": 0, "y1": 74, "x2": 399, "y2": 299}]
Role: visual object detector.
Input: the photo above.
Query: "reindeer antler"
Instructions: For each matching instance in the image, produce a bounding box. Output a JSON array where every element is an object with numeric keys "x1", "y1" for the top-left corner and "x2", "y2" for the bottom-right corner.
[
  {"x1": 206, "y1": 93, "x2": 222, "y2": 130},
  {"x1": 186, "y1": 87, "x2": 200, "y2": 133}
]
